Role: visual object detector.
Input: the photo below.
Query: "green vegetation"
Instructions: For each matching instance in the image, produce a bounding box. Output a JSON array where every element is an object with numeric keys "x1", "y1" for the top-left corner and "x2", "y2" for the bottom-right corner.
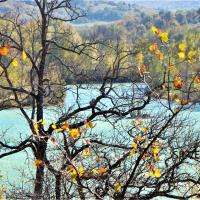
[{"x1": 2, "y1": 1, "x2": 200, "y2": 107}]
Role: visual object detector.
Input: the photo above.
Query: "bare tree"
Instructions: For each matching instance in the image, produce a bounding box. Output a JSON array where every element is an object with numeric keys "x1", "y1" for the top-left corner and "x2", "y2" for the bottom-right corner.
[{"x1": 0, "y1": 1, "x2": 199, "y2": 200}]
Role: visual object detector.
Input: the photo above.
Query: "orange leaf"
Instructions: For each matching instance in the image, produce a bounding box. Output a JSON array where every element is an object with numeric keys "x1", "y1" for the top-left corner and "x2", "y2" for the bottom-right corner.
[
  {"x1": 138, "y1": 64, "x2": 147, "y2": 76},
  {"x1": 33, "y1": 159, "x2": 43, "y2": 167},
  {"x1": 149, "y1": 43, "x2": 158, "y2": 51},
  {"x1": 61, "y1": 122, "x2": 70, "y2": 131},
  {"x1": 82, "y1": 172, "x2": 89, "y2": 178},
  {"x1": 180, "y1": 100, "x2": 188, "y2": 106},
  {"x1": 134, "y1": 135, "x2": 142, "y2": 144},
  {"x1": 84, "y1": 120, "x2": 95, "y2": 129},
  {"x1": 195, "y1": 74, "x2": 200, "y2": 84},
  {"x1": 98, "y1": 168, "x2": 107, "y2": 175},
  {"x1": 0, "y1": 45, "x2": 10, "y2": 56},
  {"x1": 173, "y1": 75, "x2": 183, "y2": 89}
]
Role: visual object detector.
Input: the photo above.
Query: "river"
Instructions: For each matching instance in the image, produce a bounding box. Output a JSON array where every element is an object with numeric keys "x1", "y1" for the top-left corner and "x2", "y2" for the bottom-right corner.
[{"x1": 0, "y1": 83, "x2": 200, "y2": 199}]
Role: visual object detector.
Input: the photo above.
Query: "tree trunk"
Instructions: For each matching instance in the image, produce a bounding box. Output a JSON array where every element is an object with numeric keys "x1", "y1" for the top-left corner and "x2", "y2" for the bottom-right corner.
[
  {"x1": 34, "y1": 164, "x2": 45, "y2": 198},
  {"x1": 78, "y1": 185, "x2": 85, "y2": 200},
  {"x1": 55, "y1": 174, "x2": 61, "y2": 200},
  {"x1": 34, "y1": 140, "x2": 47, "y2": 198}
]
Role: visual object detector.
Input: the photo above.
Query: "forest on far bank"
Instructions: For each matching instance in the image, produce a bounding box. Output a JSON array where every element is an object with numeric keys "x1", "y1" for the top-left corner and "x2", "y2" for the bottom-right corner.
[{"x1": 1, "y1": 2, "x2": 200, "y2": 107}]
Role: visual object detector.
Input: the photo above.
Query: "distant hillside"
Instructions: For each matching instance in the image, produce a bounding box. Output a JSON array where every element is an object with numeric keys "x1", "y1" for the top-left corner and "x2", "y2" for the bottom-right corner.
[
  {"x1": 0, "y1": 0, "x2": 151, "y2": 25},
  {"x1": 134, "y1": 0, "x2": 200, "y2": 11},
  {"x1": 73, "y1": 0, "x2": 142, "y2": 24},
  {"x1": 0, "y1": 0, "x2": 36, "y2": 16},
  {"x1": 0, "y1": 0, "x2": 200, "y2": 25}
]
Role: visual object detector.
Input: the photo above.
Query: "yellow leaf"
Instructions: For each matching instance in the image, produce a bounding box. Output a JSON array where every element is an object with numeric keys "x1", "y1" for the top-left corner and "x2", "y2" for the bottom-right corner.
[
  {"x1": 55, "y1": 128, "x2": 63, "y2": 133},
  {"x1": 151, "y1": 26, "x2": 161, "y2": 35},
  {"x1": 152, "y1": 146, "x2": 159, "y2": 154},
  {"x1": 178, "y1": 52, "x2": 185, "y2": 59},
  {"x1": 160, "y1": 32, "x2": 168, "y2": 43},
  {"x1": 33, "y1": 123, "x2": 39, "y2": 134},
  {"x1": 68, "y1": 166, "x2": 77, "y2": 181},
  {"x1": 178, "y1": 42, "x2": 186, "y2": 51},
  {"x1": 151, "y1": 26, "x2": 158, "y2": 33},
  {"x1": 141, "y1": 127, "x2": 148, "y2": 133},
  {"x1": 69, "y1": 128, "x2": 80, "y2": 139},
  {"x1": 41, "y1": 121, "x2": 47, "y2": 126},
  {"x1": 0, "y1": 66, "x2": 3, "y2": 73},
  {"x1": 22, "y1": 50, "x2": 27, "y2": 61},
  {"x1": 12, "y1": 59, "x2": 18, "y2": 67},
  {"x1": 154, "y1": 168, "x2": 161, "y2": 177},
  {"x1": 51, "y1": 124, "x2": 57, "y2": 130},
  {"x1": 38, "y1": 119, "x2": 42, "y2": 123},
  {"x1": 188, "y1": 50, "x2": 196, "y2": 59},
  {"x1": 132, "y1": 143, "x2": 138, "y2": 150},
  {"x1": 38, "y1": 119, "x2": 47, "y2": 126},
  {"x1": 149, "y1": 171, "x2": 154, "y2": 177},
  {"x1": 83, "y1": 148, "x2": 90, "y2": 156},
  {"x1": 91, "y1": 169, "x2": 98, "y2": 174},
  {"x1": 143, "y1": 144, "x2": 148, "y2": 149},
  {"x1": 114, "y1": 183, "x2": 122, "y2": 192},
  {"x1": 129, "y1": 149, "x2": 135, "y2": 157},
  {"x1": 78, "y1": 165, "x2": 84, "y2": 177},
  {"x1": 174, "y1": 97, "x2": 181, "y2": 103}
]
